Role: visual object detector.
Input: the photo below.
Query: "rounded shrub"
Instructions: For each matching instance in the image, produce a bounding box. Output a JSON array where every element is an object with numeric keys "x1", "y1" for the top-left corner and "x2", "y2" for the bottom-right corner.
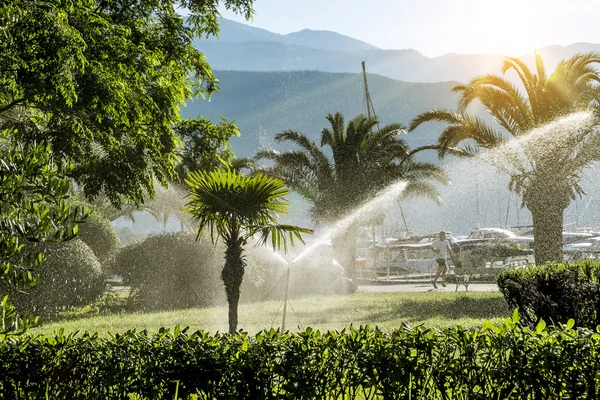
[
  {"x1": 114, "y1": 233, "x2": 224, "y2": 311},
  {"x1": 497, "y1": 260, "x2": 600, "y2": 328},
  {"x1": 9, "y1": 239, "x2": 105, "y2": 318},
  {"x1": 78, "y1": 211, "x2": 121, "y2": 273}
]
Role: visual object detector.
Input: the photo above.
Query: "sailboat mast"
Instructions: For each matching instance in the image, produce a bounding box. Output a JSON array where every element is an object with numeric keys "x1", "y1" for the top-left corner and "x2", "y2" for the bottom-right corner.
[{"x1": 361, "y1": 61, "x2": 373, "y2": 119}]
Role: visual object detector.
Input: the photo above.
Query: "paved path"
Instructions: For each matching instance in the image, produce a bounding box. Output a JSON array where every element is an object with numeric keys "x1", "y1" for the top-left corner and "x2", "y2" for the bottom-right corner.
[{"x1": 359, "y1": 283, "x2": 499, "y2": 293}]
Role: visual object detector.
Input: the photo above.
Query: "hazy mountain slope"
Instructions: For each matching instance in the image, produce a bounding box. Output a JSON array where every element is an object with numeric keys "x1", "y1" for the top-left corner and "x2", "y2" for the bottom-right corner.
[
  {"x1": 183, "y1": 70, "x2": 460, "y2": 158},
  {"x1": 203, "y1": 18, "x2": 377, "y2": 51},
  {"x1": 198, "y1": 20, "x2": 600, "y2": 83}
]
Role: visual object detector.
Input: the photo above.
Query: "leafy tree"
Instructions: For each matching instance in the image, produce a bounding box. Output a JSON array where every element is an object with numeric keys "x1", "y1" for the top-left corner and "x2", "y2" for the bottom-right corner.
[
  {"x1": 0, "y1": 0, "x2": 255, "y2": 207},
  {"x1": 175, "y1": 116, "x2": 241, "y2": 179},
  {"x1": 409, "y1": 53, "x2": 600, "y2": 264},
  {"x1": 0, "y1": 132, "x2": 85, "y2": 334},
  {"x1": 257, "y1": 112, "x2": 447, "y2": 284},
  {"x1": 184, "y1": 169, "x2": 310, "y2": 333},
  {"x1": 0, "y1": 1, "x2": 254, "y2": 332}
]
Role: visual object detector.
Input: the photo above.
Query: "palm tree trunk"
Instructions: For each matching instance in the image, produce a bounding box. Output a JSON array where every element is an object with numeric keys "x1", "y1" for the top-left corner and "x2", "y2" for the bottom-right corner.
[
  {"x1": 529, "y1": 200, "x2": 565, "y2": 265},
  {"x1": 222, "y1": 237, "x2": 245, "y2": 334}
]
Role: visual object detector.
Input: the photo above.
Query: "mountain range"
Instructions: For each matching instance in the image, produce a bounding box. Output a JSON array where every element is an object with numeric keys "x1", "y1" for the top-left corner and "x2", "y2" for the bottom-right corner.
[{"x1": 196, "y1": 18, "x2": 600, "y2": 83}]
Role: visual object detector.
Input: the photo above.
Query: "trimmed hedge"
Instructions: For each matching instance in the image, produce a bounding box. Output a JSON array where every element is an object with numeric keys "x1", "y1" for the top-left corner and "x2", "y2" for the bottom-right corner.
[
  {"x1": 78, "y1": 211, "x2": 121, "y2": 272},
  {"x1": 2, "y1": 317, "x2": 600, "y2": 399},
  {"x1": 7, "y1": 240, "x2": 105, "y2": 319},
  {"x1": 113, "y1": 233, "x2": 223, "y2": 311},
  {"x1": 497, "y1": 260, "x2": 600, "y2": 328}
]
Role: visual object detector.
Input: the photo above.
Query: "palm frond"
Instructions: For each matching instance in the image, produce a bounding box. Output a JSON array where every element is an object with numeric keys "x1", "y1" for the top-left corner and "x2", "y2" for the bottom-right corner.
[
  {"x1": 274, "y1": 130, "x2": 314, "y2": 151},
  {"x1": 400, "y1": 181, "x2": 442, "y2": 205},
  {"x1": 408, "y1": 110, "x2": 463, "y2": 132},
  {"x1": 248, "y1": 224, "x2": 313, "y2": 253},
  {"x1": 184, "y1": 169, "x2": 307, "y2": 250}
]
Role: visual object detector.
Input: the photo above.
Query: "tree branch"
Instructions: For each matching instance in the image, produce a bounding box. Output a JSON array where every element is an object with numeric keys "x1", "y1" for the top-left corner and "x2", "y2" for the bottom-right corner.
[{"x1": 0, "y1": 98, "x2": 26, "y2": 114}]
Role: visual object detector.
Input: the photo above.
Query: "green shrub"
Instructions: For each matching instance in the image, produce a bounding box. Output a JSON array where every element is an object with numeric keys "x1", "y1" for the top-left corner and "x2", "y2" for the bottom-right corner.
[
  {"x1": 3, "y1": 319, "x2": 600, "y2": 399},
  {"x1": 497, "y1": 260, "x2": 600, "y2": 327},
  {"x1": 7, "y1": 240, "x2": 105, "y2": 319},
  {"x1": 78, "y1": 211, "x2": 121, "y2": 273},
  {"x1": 113, "y1": 233, "x2": 224, "y2": 311}
]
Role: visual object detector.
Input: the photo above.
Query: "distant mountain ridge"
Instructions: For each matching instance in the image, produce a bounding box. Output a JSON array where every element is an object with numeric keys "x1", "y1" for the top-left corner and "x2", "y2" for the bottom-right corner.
[
  {"x1": 204, "y1": 18, "x2": 378, "y2": 51},
  {"x1": 196, "y1": 19, "x2": 600, "y2": 83}
]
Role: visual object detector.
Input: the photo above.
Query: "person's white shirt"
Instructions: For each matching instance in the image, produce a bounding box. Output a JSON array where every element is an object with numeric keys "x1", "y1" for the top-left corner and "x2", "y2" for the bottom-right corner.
[{"x1": 432, "y1": 239, "x2": 451, "y2": 260}]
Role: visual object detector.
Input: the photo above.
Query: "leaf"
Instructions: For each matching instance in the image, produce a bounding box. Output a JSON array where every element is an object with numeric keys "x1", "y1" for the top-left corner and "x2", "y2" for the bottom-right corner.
[
  {"x1": 535, "y1": 320, "x2": 546, "y2": 334},
  {"x1": 512, "y1": 308, "x2": 520, "y2": 324},
  {"x1": 566, "y1": 319, "x2": 575, "y2": 330}
]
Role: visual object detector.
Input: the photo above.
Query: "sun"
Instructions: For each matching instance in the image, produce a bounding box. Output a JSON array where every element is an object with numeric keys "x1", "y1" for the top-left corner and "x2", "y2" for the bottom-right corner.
[{"x1": 461, "y1": 0, "x2": 541, "y2": 56}]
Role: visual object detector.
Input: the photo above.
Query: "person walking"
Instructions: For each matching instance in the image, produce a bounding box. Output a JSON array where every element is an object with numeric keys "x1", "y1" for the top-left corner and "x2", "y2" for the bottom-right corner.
[{"x1": 431, "y1": 231, "x2": 452, "y2": 288}]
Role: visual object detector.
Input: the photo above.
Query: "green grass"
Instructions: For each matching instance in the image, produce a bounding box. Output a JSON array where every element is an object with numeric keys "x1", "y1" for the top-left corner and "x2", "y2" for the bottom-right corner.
[{"x1": 30, "y1": 291, "x2": 510, "y2": 337}]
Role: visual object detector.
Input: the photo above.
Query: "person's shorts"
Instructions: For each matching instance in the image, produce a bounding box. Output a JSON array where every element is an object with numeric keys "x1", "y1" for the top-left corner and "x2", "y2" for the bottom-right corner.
[{"x1": 436, "y1": 259, "x2": 448, "y2": 270}]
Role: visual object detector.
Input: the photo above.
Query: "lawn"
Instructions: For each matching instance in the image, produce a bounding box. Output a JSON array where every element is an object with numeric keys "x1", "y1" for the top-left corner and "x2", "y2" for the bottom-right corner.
[{"x1": 30, "y1": 290, "x2": 511, "y2": 337}]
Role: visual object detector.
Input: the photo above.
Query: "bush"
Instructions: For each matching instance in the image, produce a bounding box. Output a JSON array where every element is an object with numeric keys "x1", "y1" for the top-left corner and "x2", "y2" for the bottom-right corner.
[
  {"x1": 7, "y1": 240, "x2": 105, "y2": 319},
  {"x1": 114, "y1": 233, "x2": 224, "y2": 311},
  {"x1": 78, "y1": 211, "x2": 121, "y2": 273},
  {"x1": 3, "y1": 319, "x2": 600, "y2": 399},
  {"x1": 497, "y1": 260, "x2": 600, "y2": 327}
]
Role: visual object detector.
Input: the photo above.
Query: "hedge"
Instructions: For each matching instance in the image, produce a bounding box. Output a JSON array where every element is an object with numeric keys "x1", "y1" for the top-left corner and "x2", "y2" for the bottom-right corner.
[
  {"x1": 5, "y1": 240, "x2": 105, "y2": 319},
  {"x1": 2, "y1": 315, "x2": 600, "y2": 399},
  {"x1": 113, "y1": 233, "x2": 223, "y2": 311},
  {"x1": 497, "y1": 260, "x2": 600, "y2": 328}
]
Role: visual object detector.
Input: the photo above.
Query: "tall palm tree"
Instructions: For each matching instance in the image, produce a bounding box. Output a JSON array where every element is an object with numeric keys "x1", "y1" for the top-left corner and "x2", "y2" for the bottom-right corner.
[
  {"x1": 410, "y1": 52, "x2": 600, "y2": 264},
  {"x1": 184, "y1": 168, "x2": 310, "y2": 333},
  {"x1": 257, "y1": 112, "x2": 448, "y2": 284}
]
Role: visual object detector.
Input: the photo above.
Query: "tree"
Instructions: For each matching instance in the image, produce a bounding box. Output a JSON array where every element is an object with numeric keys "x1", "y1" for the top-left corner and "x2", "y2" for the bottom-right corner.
[
  {"x1": 0, "y1": 131, "x2": 85, "y2": 334},
  {"x1": 184, "y1": 169, "x2": 310, "y2": 333},
  {"x1": 175, "y1": 116, "x2": 241, "y2": 179},
  {"x1": 409, "y1": 52, "x2": 600, "y2": 264},
  {"x1": 257, "y1": 112, "x2": 448, "y2": 284},
  {"x1": 0, "y1": 0, "x2": 255, "y2": 207}
]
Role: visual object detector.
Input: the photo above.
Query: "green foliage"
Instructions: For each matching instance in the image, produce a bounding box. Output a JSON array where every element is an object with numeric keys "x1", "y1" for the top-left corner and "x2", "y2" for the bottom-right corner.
[
  {"x1": 175, "y1": 116, "x2": 240, "y2": 177},
  {"x1": 78, "y1": 210, "x2": 121, "y2": 271},
  {"x1": 0, "y1": 0, "x2": 255, "y2": 206},
  {"x1": 0, "y1": 132, "x2": 85, "y2": 333},
  {"x1": 185, "y1": 169, "x2": 309, "y2": 250},
  {"x1": 497, "y1": 261, "x2": 600, "y2": 328},
  {"x1": 259, "y1": 112, "x2": 447, "y2": 224},
  {"x1": 113, "y1": 233, "x2": 223, "y2": 311},
  {"x1": 7, "y1": 240, "x2": 104, "y2": 319},
  {"x1": 3, "y1": 319, "x2": 600, "y2": 399}
]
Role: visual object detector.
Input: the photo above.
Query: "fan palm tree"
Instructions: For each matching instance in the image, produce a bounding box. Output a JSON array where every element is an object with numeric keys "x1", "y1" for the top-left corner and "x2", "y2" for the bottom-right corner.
[
  {"x1": 184, "y1": 168, "x2": 310, "y2": 333},
  {"x1": 409, "y1": 52, "x2": 600, "y2": 264},
  {"x1": 257, "y1": 112, "x2": 448, "y2": 284}
]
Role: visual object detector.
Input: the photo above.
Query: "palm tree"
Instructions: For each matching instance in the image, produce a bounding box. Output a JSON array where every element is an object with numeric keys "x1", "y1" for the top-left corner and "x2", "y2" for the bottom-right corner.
[
  {"x1": 184, "y1": 168, "x2": 310, "y2": 333},
  {"x1": 409, "y1": 52, "x2": 600, "y2": 264},
  {"x1": 257, "y1": 112, "x2": 448, "y2": 284}
]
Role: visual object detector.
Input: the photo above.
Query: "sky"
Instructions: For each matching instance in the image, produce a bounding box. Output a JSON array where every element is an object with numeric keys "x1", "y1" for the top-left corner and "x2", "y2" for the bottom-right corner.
[{"x1": 220, "y1": 0, "x2": 598, "y2": 57}]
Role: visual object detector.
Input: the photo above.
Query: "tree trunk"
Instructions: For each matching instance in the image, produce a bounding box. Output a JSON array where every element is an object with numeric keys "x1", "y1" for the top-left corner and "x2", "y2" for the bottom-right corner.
[
  {"x1": 222, "y1": 239, "x2": 245, "y2": 334},
  {"x1": 528, "y1": 200, "x2": 565, "y2": 265},
  {"x1": 332, "y1": 226, "x2": 358, "y2": 292}
]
